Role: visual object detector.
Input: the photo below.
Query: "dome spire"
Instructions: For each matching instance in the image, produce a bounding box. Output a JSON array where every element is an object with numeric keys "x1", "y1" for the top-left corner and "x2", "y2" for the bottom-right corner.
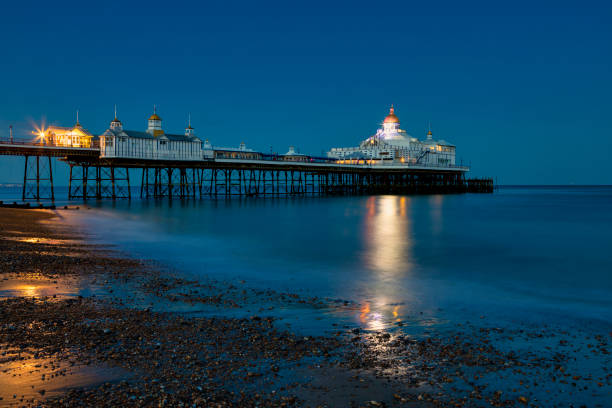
[
  {"x1": 185, "y1": 113, "x2": 195, "y2": 137},
  {"x1": 427, "y1": 121, "x2": 433, "y2": 140},
  {"x1": 148, "y1": 105, "x2": 162, "y2": 121},
  {"x1": 112, "y1": 104, "x2": 121, "y2": 122},
  {"x1": 110, "y1": 104, "x2": 122, "y2": 129},
  {"x1": 383, "y1": 104, "x2": 400, "y2": 124}
]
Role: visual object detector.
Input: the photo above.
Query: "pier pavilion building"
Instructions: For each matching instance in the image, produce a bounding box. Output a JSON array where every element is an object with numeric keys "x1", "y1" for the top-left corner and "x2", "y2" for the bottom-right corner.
[
  {"x1": 99, "y1": 108, "x2": 203, "y2": 161},
  {"x1": 282, "y1": 146, "x2": 310, "y2": 162},
  {"x1": 327, "y1": 106, "x2": 456, "y2": 166},
  {"x1": 39, "y1": 120, "x2": 94, "y2": 148},
  {"x1": 211, "y1": 142, "x2": 262, "y2": 160}
]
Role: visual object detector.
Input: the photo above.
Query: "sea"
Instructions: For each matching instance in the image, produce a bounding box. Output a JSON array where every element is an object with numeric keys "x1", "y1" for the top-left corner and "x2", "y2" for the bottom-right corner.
[{"x1": 2, "y1": 185, "x2": 612, "y2": 333}]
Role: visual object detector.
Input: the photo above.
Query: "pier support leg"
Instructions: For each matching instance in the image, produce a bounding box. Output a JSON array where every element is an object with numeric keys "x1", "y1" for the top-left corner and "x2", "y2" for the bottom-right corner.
[
  {"x1": 82, "y1": 166, "x2": 88, "y2": 201},
  {"x1": 22, "y1": 156, "x2": 55, "y2": 202},
  {"x1": 22, "y1": 156, "x2": 28, "y2": 201}
]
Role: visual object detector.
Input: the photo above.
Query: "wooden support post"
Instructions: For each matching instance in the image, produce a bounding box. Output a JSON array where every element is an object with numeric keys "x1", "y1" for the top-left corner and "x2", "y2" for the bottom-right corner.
[
  {"x1": 212, "y1": 169, "x2": 217, "y2": 196},
  {"x1": 284, "y1": 171, "x2": 288, "y2": 195},
  {"x1": 68, "y1": 165, "x2": 73, "y2": 200},
  {"x1": 22, "y1": 156, "x2": 28, "y2": 201},
  {"x1": 36, "y1": 156, "x2": 40, "y2": 200},
  {"x1": 48, "y1": 157, "x2": 54, "y2": 202},
  {"x1": 126, "y1": 168, "x2": 131, "y2": 199},
  {"x1": 111, "y1": 167, "x2": 116, "y2": 199},
  {"x1": 225, "y1": 169, "x2": 230, "y2": 196},
  {"x1": 82, "y1": 166, "x2": 88, "y2": 201},
  {"x1": 140, "y1": 168, "x2": 145, "y2": 198},
  {"x1": 166, "y1": 168, "x2": 171, "y2": 199}
]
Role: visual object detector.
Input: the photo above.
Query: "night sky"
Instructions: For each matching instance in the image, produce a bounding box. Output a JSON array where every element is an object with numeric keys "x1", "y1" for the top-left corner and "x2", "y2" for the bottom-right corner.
[{"x1": 0, "y1": 0, "x2": 610, "y2": 184}]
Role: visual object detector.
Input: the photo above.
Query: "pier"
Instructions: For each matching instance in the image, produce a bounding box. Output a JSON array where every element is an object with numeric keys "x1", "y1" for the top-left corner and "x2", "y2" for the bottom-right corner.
[{"x1": 0, "y1": 139, "x2": 493, "y2": 201}]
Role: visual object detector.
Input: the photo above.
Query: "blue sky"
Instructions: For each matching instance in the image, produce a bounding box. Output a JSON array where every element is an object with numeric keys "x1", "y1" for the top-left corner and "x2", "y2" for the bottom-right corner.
[{"x1": 0, "y1": 0, "x2": 610, "y2": 184}]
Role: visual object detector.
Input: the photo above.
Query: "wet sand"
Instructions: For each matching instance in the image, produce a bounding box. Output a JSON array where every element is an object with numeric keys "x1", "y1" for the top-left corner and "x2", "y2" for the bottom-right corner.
[{"x1": 1, "y1": 208, "x2": 611, "y2": 407}]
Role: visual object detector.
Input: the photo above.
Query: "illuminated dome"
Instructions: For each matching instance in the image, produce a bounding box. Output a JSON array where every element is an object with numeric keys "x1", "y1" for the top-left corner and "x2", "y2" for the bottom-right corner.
[
  {"x1": 149, "y1": 113, "x2": 161, "y2": 121},
  {"x1": 383, "y1": 106, "x2": 400, "y2": 123}
]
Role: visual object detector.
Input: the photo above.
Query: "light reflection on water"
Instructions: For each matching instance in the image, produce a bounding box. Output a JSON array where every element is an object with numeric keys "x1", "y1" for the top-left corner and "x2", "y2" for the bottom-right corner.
[
  {"x1": 0, "y1": 350, "x2": 128, "y2": 406},
  {"x1": 0, "y1": 275, "x2": 82, "y2": 299},
  {"x1": 360, "y1": 196, "x2": 415, "y2": 331},
  {"x1": 38, "y1": 187, "x2": 612, "y2": 334},
  {"x1": 1, "y1": 237, "x2": 82, "y2": 245}
]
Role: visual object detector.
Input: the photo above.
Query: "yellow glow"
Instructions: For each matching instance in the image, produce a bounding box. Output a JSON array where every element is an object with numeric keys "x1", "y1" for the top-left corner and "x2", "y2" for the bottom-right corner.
[
  {"x1": 19, "y1": 285, "x2": 38, "y2": 297},
  {"x1": 360, "y1": 302, "x2": 371, "y2": 323},
  {"x1": 40, "y1": 125, "x2": 93, "y2": 148},
  {"x1": 392, "y1": 305, "x2": 400, "y2": 318},
  {"x1": 366, "y1": 196, "x2": 413, "y2": 275},
  {"x1": 359, "y1": 196, "x2": 415, "y2": 331}
]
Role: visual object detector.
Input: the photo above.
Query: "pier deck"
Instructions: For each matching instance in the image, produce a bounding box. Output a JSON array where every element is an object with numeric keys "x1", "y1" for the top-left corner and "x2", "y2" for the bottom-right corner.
[{"x1": 0, "y1": 140, "x2": 492, "y2": 201}]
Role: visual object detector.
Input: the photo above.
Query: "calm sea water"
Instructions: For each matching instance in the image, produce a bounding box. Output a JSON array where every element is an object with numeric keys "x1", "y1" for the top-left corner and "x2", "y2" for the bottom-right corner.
[
  {"x1": 3, "y1": 186, "x2": 612, "y2": 333},
  {"x1": 6, "y1": 185, "x2": 609, "y2": 336}
]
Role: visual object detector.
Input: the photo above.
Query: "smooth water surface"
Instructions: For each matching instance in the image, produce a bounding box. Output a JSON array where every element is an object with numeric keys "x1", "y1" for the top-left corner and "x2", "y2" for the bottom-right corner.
[{"x1": 46, "y1": 186, "x2": 612, "y2": 334}]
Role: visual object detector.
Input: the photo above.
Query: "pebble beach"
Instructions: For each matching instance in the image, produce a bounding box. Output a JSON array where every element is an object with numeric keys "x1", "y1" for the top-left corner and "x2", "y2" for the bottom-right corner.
[{"x1": 1, "y1": 207, "x2": 611, "y2": 407}]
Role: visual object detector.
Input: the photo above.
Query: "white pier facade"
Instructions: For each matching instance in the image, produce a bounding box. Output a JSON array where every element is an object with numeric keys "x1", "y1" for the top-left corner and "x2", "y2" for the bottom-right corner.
[
  {"x1": 99, "y1": 110, "x2": 202, "y2": 161},
  {"x1": 327, "y1": 106, "x2": 456, "y2": 167}
]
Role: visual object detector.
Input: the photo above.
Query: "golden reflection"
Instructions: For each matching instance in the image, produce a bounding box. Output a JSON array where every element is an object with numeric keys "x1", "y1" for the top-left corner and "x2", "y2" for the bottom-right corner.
[
  {"x1": 3, "y1": 236, "x2": 82, "y2": 245},
  {"x1": 0, "y1": 276, "x2": 79, "y2": 299},
  {"x1": 399, "y1": 197, "x2": 406, "y2": 217},
  {"x1": 392, "y1": 305, "x2": 400, "y2": 318},
  {"x1": 359, "y1": 196, "x2": 414, "y2": 331},
  {"x1": 364, "y1": 195, "x2": 413, "y2": 276},
  {"x1": 360, "y1": 302, "x2": 370, "y2": 323},
  {"x1": 19, "y1": 284, "x2": 39, "y2": 297},
  {"x1": 0, "y1": 350, "x2": 125, "y2": 404}
]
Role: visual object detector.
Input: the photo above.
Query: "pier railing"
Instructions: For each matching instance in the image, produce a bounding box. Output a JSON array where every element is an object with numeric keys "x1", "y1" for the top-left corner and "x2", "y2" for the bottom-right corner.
[
  {"x1": 0, "y1": 138, "x2": 468, "y2": 170},
  {"x1": 0, "y1": 138, "x2": 100, "y2": 149}
]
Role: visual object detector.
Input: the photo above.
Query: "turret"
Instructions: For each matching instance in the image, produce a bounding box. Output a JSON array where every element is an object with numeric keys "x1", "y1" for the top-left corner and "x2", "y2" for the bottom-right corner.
[
  {"x1": 147, "y1": 105, "x2": 163, "y2": 136},
  {"x1": 110, "y1": 105, "x2": 122, "y2": 131},
  {"x1": 382, "y1": 105, "x2": 400, "y2": 133},
  {"x1": 185, "y1": 114, "x2": 195, "y2": 138}
]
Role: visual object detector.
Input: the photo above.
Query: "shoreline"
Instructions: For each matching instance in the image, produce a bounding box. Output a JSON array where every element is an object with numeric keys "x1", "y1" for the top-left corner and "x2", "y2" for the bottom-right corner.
[{"x1": 1, "y1": 208, "x2": 611, "y2": 407}]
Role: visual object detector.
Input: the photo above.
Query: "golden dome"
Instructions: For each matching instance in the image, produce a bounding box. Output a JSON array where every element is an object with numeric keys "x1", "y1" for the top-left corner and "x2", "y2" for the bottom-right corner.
[
  {"x1": 149, "y1": 113, "x2": 161, "y2": 121},
  {"x1": 383, "y1": 106, "x2": 400, "y2": 123}
]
